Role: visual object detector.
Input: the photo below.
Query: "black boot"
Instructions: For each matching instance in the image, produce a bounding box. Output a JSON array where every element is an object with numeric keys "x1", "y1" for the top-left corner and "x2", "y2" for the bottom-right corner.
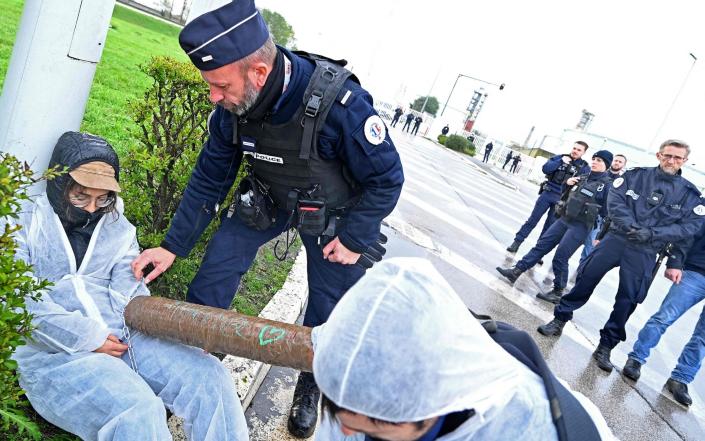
[
  {"x1": 536, "y1": 287, "x2": 563, "y2": 304},
  {"x1": 622, "y1": 358, "x2": 642, "y2": 381},
  {"x1": 506, "y1": 240, "x2": 522, "y2": 253},
  {"x1": 666, "y1": 378, "x2": 692, "y2": 406},
  {"x1": 496, "y1": 266, "x2": 524, "y2": 284},
  {"x1": 537, "y1": 318, "x2": 566, "y2": 336},
  {"x1": 592, "y1": 344, "x2": 613, "y2": 372},
  {"x1": 288, "y1": 372, "x2": 320, "y2": 438}
]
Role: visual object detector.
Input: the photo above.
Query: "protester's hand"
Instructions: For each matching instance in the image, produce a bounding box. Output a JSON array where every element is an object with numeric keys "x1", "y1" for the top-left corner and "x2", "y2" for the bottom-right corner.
[
  {"x1": 131, "y1": 247, "x2": 176, "y2": 283},
  {"x1": 566, "y1": 177, "x2": 580, "y2": 186},
  {"x1": 322, "y1": 237, "x2": 361, "y2": 265},
  {"x1": 664, "y1": 268, "x2": 683, "y2": 284},
  {"x1": 626, "y1": 228, "x2": 652, "y2": 243},
  {"x1": 561, "y1": 156, "x2": 572, "y2": 164},
  {"x1": 94, "y1": 334, "x2": 128, "y2": 358}
]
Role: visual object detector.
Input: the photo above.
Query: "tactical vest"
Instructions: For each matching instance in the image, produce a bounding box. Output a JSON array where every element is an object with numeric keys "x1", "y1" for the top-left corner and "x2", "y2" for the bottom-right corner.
[
  {"x1": 235, "y1": 52, "x2": 360, "y2": 212},
  {"x1": 557, "y1": 175, "x2": 609, "y2": 226},
  {"x1": 547, "y1": 158, "x2": 580, "y2": 186}
]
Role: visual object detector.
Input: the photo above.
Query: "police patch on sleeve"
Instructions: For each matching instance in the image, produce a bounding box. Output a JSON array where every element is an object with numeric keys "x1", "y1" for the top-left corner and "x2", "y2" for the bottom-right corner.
[
  {"x1": 694, "y1": 205, "x2": 705, "y2": 216},
  {"x1": 363, "y1": 115, "x2": 386, "y2": 146},
  {"x1": 613, "y1": 177, "x2": 624, "y2": 188}
]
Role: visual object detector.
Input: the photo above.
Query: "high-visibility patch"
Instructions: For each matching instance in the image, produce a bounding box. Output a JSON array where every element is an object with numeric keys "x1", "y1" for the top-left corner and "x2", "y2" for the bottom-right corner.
[
  {"x1": 613, "y1": 177, "x2": 624, "y2": 188},
  {"x1": 364, "y1": 115, "x2": 386, "y2": 146}
]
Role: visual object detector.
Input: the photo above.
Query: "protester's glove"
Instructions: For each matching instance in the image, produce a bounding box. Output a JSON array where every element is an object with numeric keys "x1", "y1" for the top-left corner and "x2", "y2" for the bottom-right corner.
[
  {"x1": 627, "y1": 227, "x2": 652, "y2": 243},
  {"x1": 356, "y1": 233, "x2": 388, "y2": 269}
]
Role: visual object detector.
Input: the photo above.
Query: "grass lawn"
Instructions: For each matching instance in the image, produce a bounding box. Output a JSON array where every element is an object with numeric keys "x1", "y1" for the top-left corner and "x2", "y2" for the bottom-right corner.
[{"x1": 1, "y1": 1, "x2": 299, "y2": 439}]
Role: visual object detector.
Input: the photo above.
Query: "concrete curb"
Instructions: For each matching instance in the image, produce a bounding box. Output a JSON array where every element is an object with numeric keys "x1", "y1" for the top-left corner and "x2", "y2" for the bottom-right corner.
[{"x1": 169, "y1": 247, "x2": 309, "y2": 439}]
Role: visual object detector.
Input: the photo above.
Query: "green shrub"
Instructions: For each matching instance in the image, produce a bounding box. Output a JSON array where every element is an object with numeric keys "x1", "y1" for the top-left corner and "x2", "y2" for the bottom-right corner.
[
  {"x1": 0, "y1": 153, "x2": 57, "y2": 440},
  {"x1": 122, "y1": 56, "x2": 221, "y2": 300},
  {"x1": 437, "y1": 134, "x2": 447, "y2": 145},
  {"x1": 444, "y1": 134, "x2": 470, "y2": 152}
]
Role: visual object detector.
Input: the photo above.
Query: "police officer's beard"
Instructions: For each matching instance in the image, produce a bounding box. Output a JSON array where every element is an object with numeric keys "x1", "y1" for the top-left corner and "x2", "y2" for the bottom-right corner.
[{"x1": 229, "y1": 80, "x2": 260, "y2": 116}]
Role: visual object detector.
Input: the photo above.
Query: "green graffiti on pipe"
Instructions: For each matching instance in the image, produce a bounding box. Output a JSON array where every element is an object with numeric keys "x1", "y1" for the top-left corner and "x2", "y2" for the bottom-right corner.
[{"x1": 259, "y1": 325, "x2": 286, "y2": 346}]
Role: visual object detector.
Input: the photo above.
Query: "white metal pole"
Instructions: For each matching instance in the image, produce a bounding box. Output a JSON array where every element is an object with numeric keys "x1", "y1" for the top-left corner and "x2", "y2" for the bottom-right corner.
[{"x1": 0, "y1": 0, "x2": 116, "y2": 178}]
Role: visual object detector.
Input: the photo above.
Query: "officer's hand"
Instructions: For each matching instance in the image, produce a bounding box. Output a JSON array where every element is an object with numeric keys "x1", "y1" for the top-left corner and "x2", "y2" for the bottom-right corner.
[
  {"x1": 664, "y1": 268, "x2": 683, "y2": 284},
  {"x1": 131, "y1": 247, "x2": 176, "y2": 284},
  {"x1": 561, "y1": 156, "x2": 572, "y2": 164},
  {"x1": 592, "y1": 239, "x2": 600, "y2": 247},
  {"x1": 355, "y1": 233, "x2": 388, "y2": 269},
  {"x1": 566, "y1": 177, "x2": 580, "y2": 186},
  {"x1": 322, "y1": 237, "x2": 361, "y2": 265},
  {"x1": 626, "y1": 227, "x2": 652, "y2": 243}
]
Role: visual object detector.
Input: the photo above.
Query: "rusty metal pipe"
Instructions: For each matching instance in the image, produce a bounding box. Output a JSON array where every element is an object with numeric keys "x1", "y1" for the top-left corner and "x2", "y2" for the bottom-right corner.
[{"x1": 124, "y1": 296, "x2": 313, "y2": 372}]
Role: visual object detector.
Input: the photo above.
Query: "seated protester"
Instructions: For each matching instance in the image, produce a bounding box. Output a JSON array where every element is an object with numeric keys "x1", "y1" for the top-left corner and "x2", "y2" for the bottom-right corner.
[
  {"x1": 496, "y1": 150, "x2": 613, "y2": 304},
  {"x1": 10, "y1": 132, "x2": 248, "y2": 441},
  {"x1": 311, "y1": 258, "x2": 614, "y2": 441}
]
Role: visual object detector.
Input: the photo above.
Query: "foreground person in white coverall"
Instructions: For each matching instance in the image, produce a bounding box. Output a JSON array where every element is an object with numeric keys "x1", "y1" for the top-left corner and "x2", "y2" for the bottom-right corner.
[
  {"x1": 312, "y1": 258, "x2": 615, "y2": 441},
  {"x1": 10, "y1": 132, "x2": 248, "y2": 441}
]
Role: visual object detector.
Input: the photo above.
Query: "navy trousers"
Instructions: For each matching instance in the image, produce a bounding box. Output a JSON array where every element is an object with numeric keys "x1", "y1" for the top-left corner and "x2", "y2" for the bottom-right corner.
[
  {"x1": 514, "y1": 190, "x2": 561, "y2": 243},
  {"x1": 516, "y1": 219, "x2": 589, "y2": 289},
  {"x1": 483, "y1": 151, "x2": 491, "y2": 163},
  {"x1": 553, "y1": 233, "x2": 656, "y2": 349},
  {"x1": 186, "y1": 209, "x2": 366, "y2": 327}
]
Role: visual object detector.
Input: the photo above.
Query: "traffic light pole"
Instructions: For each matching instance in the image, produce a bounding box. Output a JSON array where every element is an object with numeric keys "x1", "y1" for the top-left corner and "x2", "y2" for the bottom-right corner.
[{"x1": 440, "y1": 73, "x2": 504, "y2": 116}]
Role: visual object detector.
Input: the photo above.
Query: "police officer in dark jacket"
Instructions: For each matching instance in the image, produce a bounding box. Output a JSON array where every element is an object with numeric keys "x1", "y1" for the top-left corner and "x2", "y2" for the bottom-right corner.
[
  {"x1": 537, "y1": 140, "x2": 705, "y2": 373},
  {"x1": 497, "y1": 150, "x2": 613, "y2": 304},
  {"x1": 507, "y1": 142, "x2": 590, "y2": 253},
  {"x1": 391, "y1": 106, "x2": 403, "y2": 127},
  {"x1": 482, "y1": 142, "x2": 494, "y2": 163},
  {"x1": 130, "y1": 1, "x2": 404, "y2": 437},
  {"x1": 402, "y1": 111, "x2": 415, "y2": 132},
  {"x1": 502, "y1": 150, "x2": 513, "y2": 169}
]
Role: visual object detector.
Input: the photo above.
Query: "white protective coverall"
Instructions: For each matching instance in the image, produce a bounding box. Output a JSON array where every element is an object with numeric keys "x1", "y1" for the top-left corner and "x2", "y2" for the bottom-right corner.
[
  {"x1": 312, "y1": 258, "x2": 614, "y2": 441},
  {"x1": 11, "y1": 194, "x2": 248, "y2": 441}
]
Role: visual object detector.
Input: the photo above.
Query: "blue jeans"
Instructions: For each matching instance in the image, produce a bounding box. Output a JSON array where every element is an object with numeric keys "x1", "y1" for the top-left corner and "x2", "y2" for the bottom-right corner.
[
  {"x1": 579, "y1": 216, "x2": 603, "y2": 263},
  {"x1": 628, "y1": 270, "x2": 705, "y2": 384}
]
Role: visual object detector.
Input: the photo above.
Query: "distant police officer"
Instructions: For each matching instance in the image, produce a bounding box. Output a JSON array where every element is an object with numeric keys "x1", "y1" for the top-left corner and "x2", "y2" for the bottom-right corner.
[
  {"x1": 391, "y1": 106, "x2": 403, "y2": 127},
  {"x1": 483, "y1": 141, "x2": 494, "y2": 163},
  {"x1": 502, "y1": 150, "x2": 513, "y2": 169},
  {"x1": 507, "y1": 142, "x2": 590, "y2": 253},
  {"x1": 537, "y1": 140, "x2": 705, "y2": 373},
  {"x1": 497, "y1": 150, "x2": 613, "y2": 304},
  {"x1": 130, "y1": 1, "x2": 404, "y2": 437}
]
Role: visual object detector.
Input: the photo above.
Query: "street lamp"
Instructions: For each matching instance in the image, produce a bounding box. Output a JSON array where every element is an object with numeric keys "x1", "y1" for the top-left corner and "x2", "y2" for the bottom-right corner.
[
  {"x1": 649, "y1": 52, "x2": 697, "y2": 151},
  {"x1": 440, "y1": 73, "x2": 505, "y2": 116}
]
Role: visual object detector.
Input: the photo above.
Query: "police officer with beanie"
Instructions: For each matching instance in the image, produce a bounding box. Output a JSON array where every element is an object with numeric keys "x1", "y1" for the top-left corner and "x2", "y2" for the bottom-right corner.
[
  {"x1": 537, "y1": 140, "x2": 705, "y2": 373},
  {"x1": 507, "y1": 142, "x2": 590, "y2": 253},
  {"x1": 131, "y1": 1, "x2": 404, "y2": 437},
  {"x1": 497, "y1": 150, "x2": 613, "y2": 304}
]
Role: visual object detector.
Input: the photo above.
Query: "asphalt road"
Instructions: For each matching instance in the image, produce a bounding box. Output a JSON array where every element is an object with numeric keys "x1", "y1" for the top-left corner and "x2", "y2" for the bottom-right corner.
[{"x1": 247, "y1": 127, "x2": 705, "y2": 440}]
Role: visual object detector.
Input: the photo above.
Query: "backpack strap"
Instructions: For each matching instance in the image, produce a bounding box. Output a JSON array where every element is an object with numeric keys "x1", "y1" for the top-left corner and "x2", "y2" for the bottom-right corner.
[{"x1": 298, "y1": 56, "x2": 358, "y2": 161}]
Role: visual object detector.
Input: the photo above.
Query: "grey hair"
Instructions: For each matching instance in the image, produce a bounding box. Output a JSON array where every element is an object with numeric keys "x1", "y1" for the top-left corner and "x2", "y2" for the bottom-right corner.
[
  {"x1": 660, "y1": 139, "x2": 690, "y2": 157},
  {"x1": 238, "y1": 36, "x2": 277, "y2": 72}
]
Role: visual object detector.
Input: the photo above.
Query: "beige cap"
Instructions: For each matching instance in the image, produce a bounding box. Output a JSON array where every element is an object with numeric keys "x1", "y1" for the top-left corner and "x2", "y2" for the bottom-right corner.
[{"x1": 69, "y1": 161, "x2": 121, "y2": 192}]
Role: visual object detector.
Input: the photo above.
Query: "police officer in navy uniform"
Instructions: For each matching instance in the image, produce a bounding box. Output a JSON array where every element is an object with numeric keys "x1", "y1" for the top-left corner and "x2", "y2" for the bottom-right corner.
[
  {"x1": 507, "y1": 142, "x2": 590, "y2": 253},
  {"x1": 130, "y1": 1, "x2": 404, "y2": 437},
  {"x1": 537, "y1": 140, "x2": 705, "y2": 373},
  {"x1": 497, "y1": 150, "x2": 613, "y2": 304}
]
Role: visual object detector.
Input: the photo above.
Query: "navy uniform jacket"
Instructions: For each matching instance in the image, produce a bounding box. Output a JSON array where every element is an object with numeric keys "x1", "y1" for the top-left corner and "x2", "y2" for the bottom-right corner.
[
  {"x1": 542, "y1": 155, "x2": 590, "y2": 193},
  {"x1": 608, "y1": 166, "x2": 705, "y2": 258},
  {"x1": 667, "y1": 215, "x2": 705, "y2": 272},
  {"x1": 162, "y1": 47, "x2": 404, "y2": 256}
]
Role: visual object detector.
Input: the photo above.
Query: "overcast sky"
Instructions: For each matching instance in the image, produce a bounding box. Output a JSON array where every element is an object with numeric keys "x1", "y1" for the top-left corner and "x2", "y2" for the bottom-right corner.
[{"x1": 255, "y1": 0, "x2": 704, "y2": 166}]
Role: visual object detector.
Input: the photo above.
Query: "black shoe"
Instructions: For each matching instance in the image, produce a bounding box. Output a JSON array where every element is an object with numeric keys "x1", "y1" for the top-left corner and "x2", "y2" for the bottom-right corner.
[
  {"x1": 666, "y1": 378, "x2": 692, "y2": 406},
  {"x1": 506, "y1": 240, "x2": 522, "y2": 253},
  {"x1": 592, "y1": 344, "x2": 613, "y2": 372},
  {"x1": 536, "y1": 287, "x2": 563, "y2": 304},
  {"x1": 537, "y1": 259, "x2": 544, "y2": 265},
  {"x1": 622, "y1": 358, "x2": 642, "y2": 381},
  {"x1": 288, "y1": 372, "x2": 320, "y2": 438},
  {"x1": 537, "y1": 318, "x2": 566, "y2": 336},
  {"x1": 496, "y1": 266, "x2": 524, "y2": 284}
]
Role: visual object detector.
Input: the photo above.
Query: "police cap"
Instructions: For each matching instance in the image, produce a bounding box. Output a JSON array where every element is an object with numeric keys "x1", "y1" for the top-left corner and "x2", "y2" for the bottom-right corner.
[{"x1": 178, "y1": 0, "x2": 270, "y2": 71}]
